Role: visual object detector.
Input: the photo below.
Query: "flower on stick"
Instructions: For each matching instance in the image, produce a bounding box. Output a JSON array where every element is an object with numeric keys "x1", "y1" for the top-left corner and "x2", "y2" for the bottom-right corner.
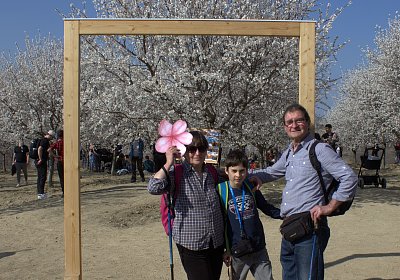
[{"x1": 155, "y1": 119, "x2": 193, "y2": 155}]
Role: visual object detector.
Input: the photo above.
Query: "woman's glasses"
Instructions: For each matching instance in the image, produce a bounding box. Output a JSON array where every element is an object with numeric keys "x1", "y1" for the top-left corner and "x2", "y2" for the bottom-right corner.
[{"x1": 187, "y1": 145, "x2": 208, "y2": 153}]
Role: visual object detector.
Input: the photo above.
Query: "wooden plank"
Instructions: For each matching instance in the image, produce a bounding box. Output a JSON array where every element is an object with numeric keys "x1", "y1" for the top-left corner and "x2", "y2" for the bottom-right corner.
[
  {"x1": 298, "y1": 22, "x2": 316, "y2": 129},
  {"x1": 63, "y1": 20, "x2": 82, "y2": 280},
  {"x1": 76, "y1": 19, "x2": 302, "y2": 37}
]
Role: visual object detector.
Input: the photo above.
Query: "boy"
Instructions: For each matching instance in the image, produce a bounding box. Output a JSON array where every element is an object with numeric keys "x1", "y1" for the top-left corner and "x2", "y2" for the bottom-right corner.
[{"x1": 217, "y1": 149, "x2": 281, "y2": 280}]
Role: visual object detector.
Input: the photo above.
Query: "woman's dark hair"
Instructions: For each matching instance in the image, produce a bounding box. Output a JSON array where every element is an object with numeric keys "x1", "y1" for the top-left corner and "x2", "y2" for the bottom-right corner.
[
  {"x1": 188, "y1": 131, "x2": 208, "y2": 149},
  {"x1": 282, "y1": 103, "x2": 311, "y2": 125},
  {"x1": 224, "y1": 149, "x2": 248, "y2": 169}
]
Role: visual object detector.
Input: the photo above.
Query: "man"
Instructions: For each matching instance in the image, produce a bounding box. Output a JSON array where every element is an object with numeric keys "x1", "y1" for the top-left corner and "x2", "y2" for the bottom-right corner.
[
  {"x1": 36, "y1": 130, "x2": 54, "y2": 199},
  {"x1": 48, "y1": 130, "x2": 64, "y2": 197},
  {"x1": 321, "y1": 124, "x2": 339, "y2": 149},
  {"x1": 251, "y1": 104, "x2": 357, "y2": 279},
  {"x1": 130, "y1": 137, "x2": 145, "y2": 182},
  {"x1": 13, "y1": 139, "x2": 29, "y2": 187}
]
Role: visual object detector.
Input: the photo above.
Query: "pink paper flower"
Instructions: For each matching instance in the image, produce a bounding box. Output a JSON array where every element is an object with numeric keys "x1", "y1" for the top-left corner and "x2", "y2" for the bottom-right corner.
[{"x1": 155, "y1": 119, "x2": 193, "y2": 155}]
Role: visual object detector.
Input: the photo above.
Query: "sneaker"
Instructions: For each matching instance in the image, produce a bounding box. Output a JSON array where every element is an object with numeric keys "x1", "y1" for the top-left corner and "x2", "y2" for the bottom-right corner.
[
  {"x1": 141, "y1": 178, "x2": 145, "y2": 182},
  {"x1": 16, "y1": 184, "x2": 20, "y2": 187},
  {"x1": 37, "y1": 194, "x2": 48, "y2": 200}
]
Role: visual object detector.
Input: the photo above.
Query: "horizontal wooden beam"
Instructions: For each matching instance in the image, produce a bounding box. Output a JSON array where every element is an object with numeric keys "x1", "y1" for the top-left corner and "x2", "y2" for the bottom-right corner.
[{"x1": 67, "y1": 19, "x2": 311, "y2": 37}]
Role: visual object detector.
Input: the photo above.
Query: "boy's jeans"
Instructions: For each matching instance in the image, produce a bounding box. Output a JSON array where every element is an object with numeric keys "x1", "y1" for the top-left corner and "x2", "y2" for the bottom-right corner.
[
  {"x1": 280, "y1": 225, "x2": 330, "y2": 280},
  {"x1": 232, "y1": 247, "x2": 274, "y2": 280}
]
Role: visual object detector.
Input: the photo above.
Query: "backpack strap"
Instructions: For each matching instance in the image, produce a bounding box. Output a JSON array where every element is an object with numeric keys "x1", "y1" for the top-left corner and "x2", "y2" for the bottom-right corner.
[
  {"x1": 173, "y1": 164, "x2": 184, "y2": 198},
  {"x1": 205, "y1": 163, "x2": 218, "y2": 184},
  {"x1": 217, "y1": 181, "x2": 230, "y2": 254},
  {"x1": 168, "y1": 164, "x2": 184, "y2": 214},
  {"x1": 308, "y1": 140, "x2": 329, "y2": 204}
]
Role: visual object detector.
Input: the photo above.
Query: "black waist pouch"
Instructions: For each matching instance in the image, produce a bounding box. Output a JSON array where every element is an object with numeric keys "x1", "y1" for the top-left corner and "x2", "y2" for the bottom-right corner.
[{"x1": 280, "y1": 212, "x2": 314, "y2": 242}]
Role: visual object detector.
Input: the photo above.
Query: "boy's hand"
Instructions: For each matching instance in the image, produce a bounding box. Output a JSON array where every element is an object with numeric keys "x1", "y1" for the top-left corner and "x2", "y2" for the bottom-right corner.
[{"x1": 223, "y1": 252, "x2": 231, "y2": 267}]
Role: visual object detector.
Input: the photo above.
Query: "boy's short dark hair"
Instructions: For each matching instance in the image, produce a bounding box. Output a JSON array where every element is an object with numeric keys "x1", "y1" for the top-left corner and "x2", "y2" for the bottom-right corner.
[
  {"x1": 325, "y1": 124, "x2": 332, "y2": 129},
  {"x1": 225, "y1": 149, "x2": 248, "y2": 169}
]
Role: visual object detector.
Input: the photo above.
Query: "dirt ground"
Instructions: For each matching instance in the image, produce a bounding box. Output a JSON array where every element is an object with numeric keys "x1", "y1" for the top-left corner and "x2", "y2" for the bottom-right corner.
[{"x1": 1, "y1": 162, "x2": 400, "y2": 280}]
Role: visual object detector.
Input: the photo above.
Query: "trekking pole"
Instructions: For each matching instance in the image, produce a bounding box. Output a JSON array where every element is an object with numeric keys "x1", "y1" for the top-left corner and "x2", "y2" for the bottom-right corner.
[
  {"x1": 308, "y1": 221, "x2": 318, "y2": 280},
  {"x1": 167, "y1": 208, "x2": 174, "y2": 280},
  {"x1": 308, "y1": 233, "x2": 317, "y2": 280}
]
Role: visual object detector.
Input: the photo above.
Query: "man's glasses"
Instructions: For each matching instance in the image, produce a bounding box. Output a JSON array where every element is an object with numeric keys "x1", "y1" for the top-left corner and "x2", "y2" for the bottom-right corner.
[
  {"x1": 284, "y1": 118, "x2": 307, "y2": 127},
  {"x1": 187, "y1": 145, "x2": 208, "y2": 153}
]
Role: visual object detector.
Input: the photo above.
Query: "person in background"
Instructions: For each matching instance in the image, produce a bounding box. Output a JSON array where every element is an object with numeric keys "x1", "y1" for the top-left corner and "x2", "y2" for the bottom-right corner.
[
  {"x1": 130, "y1": 137, "x2": 145, "y2": 182},
  {"x1": 394, "y1": 138, "x2": 400, "y2": 164},
  {"x1": 143, "y1": 155, "x2": 155, "y2": 173},
  {"x1": 13, "y1": 139, "x2": 29, "y2": 187},
  {"x1": 36, "y1": 130, "x2": 54, "y2": 200},
  {"x1": 322, "y1": 124, "x2": 342, "y2": 157},
  {"x1": 153, "y1": 142, "x2": 166, "y2": 173},
  {"x1": 48, "y1": 130, "x2": 64, "y2": 197}
]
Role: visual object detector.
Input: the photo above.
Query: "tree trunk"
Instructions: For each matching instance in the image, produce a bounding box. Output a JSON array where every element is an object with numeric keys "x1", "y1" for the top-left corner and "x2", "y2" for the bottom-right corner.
[{"x1": 111, "y1": 150, "x2": 117, "y2": 176}]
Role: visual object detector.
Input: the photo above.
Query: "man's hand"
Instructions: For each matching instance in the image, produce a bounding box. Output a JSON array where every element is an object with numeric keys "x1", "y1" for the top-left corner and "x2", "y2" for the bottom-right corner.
[
  {"x1": 248, "y1": 176, "x2": 263, "y2": 190},
  {"x1": 310, "y1": 199, "x2": 343, "y2": 223}
]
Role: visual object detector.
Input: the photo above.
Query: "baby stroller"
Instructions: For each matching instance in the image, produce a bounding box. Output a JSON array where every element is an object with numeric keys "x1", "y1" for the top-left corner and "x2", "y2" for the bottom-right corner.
[{"x1": 357, "y1": 144, "x2": 386, "y2": 188}]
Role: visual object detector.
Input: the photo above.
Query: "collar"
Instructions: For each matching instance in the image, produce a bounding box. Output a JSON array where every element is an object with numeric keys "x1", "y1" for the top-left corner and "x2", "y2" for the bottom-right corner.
[
  {"x1": 182, "y1": 160, "x2": 205, "y2": 173},
  {"x1": 289, "y1": 133, "x2": 314, "y2": 152}
]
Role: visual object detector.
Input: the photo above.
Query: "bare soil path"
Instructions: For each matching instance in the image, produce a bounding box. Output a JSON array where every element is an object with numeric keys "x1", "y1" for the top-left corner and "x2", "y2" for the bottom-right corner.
[{"x1": 1, "y1": 164, "x2": 400, "y2": 279}]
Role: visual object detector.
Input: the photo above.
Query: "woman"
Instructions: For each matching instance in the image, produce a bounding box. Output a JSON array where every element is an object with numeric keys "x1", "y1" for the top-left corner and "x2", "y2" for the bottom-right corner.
[{"x1": 148, "y1": 131, "x2": 224, "y2": 280}]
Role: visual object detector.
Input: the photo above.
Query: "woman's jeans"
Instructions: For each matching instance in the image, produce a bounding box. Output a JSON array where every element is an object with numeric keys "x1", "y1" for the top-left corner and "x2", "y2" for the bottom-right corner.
[{"x1": 176, "y1": 243, "x2": 224, "y2": 280}]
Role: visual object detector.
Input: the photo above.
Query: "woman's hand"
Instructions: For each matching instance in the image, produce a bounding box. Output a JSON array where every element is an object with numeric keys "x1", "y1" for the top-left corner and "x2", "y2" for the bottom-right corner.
[
  {"x1": 223, "y1": 251, "x2": 231, "y2": 267},
  {"x1": 165, "y1": 146, "x2": 181, "y2": 167}
]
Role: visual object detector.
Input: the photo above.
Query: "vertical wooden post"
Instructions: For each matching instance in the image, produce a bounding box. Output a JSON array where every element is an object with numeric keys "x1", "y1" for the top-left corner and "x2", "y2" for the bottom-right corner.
[
  {"x1": 299, "y1": 22, "x2": 316, "y2": 130},
  {"x1": 63, "y1": 20, "x2": 82, "y2": 280}
]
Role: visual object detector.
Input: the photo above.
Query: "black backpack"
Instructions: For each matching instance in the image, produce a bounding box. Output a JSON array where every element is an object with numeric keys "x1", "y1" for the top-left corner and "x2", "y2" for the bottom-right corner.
[
  {"x1": 29, "y1": 138, "x2": 40, "y2": 159},
  {"x1": 308, "y1": 140, "x2": 354, "y2": 216}
]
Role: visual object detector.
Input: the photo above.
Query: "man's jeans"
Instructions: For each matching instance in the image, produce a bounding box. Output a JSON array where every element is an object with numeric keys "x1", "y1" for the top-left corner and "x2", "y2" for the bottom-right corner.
[{"x1": 280, "y1": 224, "x2": 330, "y2": 280}]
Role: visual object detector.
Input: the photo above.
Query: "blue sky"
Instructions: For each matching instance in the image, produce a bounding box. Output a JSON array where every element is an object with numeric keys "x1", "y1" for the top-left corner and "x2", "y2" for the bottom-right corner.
[{"x1": 0, "y1": 0, "x2": 399, "y2": 97}]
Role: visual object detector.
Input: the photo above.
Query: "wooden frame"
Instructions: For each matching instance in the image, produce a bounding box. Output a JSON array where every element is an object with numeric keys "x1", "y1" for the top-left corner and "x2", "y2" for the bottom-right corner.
[{"x1": 63, "y1": 19, "x2": 315, "y2": 279}]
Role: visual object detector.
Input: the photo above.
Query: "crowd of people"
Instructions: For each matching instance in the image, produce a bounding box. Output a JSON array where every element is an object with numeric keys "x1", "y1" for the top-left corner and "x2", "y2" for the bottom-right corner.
[{"x1": 11, "y1": 130, "x2": 64, "y2": 200}]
